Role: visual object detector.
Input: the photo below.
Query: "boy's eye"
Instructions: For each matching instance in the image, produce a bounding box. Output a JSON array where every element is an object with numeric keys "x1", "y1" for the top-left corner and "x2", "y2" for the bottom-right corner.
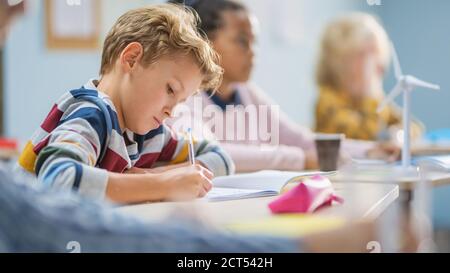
[{"x1": 167, "y1": 85, "x2": 175, "y2": 95}]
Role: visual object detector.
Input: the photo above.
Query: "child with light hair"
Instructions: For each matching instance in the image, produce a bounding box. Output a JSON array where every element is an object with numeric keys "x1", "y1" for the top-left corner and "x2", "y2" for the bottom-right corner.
[
  {"x1": 17, "y1": 4, "x2": 235, "y2": 204},
  {"x1": 315, "y1": 13, "x2": 423, "y2": 141}
]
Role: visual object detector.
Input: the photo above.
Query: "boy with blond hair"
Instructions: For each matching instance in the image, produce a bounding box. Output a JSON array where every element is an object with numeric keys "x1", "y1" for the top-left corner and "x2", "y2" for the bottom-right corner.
[{"x1": 18, "y1": 4, "x2": 235, "y2": 204}]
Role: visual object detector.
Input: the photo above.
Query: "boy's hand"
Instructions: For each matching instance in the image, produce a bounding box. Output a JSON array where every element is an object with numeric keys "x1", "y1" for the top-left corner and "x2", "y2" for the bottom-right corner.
[{"x1": 159, "y1": 164, "x2": 214, "y2": 201}]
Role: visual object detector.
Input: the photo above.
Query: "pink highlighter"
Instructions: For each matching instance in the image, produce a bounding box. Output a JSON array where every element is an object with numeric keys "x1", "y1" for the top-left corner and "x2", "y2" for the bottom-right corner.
[{"x1": 268, "y1": 175, "x2": 344, "y2": 214}]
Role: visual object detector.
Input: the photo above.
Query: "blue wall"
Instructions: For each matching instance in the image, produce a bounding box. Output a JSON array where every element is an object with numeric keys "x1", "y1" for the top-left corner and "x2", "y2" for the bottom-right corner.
[
  {"x1": 4, "y1": 0, "x2": 100, "y2": 140},
  {"x1": 3, "y1": 0, "x2": 155, "y2": 141},
  {"x1": 376, "y1": 0, "x2": 450, "y2": 130},
  {"x1": 373, "y1": 0, "x2": 450, "y2": 228}
]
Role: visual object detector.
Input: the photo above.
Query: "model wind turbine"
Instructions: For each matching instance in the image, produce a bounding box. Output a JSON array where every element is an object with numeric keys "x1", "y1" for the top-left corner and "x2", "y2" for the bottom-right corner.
[{"x1": 378, "y1": 42, "x2": 440, "y2": 169}]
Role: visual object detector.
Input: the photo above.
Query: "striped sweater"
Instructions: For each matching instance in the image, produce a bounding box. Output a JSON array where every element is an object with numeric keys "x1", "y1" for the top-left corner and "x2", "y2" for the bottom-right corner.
[{"x1": 18, "y1": 79, "x2": 235, "y2": 200}]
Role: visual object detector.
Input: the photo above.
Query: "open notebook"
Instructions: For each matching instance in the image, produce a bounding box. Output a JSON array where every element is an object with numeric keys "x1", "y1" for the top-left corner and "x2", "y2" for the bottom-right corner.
[
  {"x1": 415, "y1": 155, "x2": 450, "y2": 172},
  {"x1": 204, "y1": 170, "x2": 334, "y2": 202}
]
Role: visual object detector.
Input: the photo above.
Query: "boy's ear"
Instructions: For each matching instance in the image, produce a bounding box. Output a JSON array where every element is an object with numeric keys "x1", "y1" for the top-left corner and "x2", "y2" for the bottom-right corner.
[{"x1": 120, "y1": 42, "x2": 144, "y2": 72}]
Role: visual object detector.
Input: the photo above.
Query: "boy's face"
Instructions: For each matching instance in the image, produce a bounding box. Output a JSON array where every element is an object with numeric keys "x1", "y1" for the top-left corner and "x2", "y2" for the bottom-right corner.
[
  {"x1": 120, "y1": 54, "x2": 202, "y2": 135},
  {"x1": 211, "y1": 10, "x2": 256, "y2": 84}
]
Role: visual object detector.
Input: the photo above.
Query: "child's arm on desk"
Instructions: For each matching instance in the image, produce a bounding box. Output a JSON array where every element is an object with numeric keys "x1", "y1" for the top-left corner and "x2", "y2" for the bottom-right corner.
[
  {"x1": 32, "y1": 110, "x2": 213, "y2": 204},
  {"x1": 106, "y1": 164, "x2": 213, "y2": 204}
]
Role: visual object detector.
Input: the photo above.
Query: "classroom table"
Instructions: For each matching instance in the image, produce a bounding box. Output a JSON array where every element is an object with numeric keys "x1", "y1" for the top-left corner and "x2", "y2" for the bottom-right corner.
[
  {"x1": 330, "y1": 166, "x2": 450, "y2": 204},
  {"x1": 118, "y1": 182, "x2": 399, "y2": 229},
  {"x1": 412, "y1": 143, "x2": 450, "y2": 156}
]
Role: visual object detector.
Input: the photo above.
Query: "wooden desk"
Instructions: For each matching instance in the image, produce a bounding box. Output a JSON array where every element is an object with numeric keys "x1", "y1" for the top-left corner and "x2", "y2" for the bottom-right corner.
[{"x1": 118, "y1": 182, "x2": 399, "y2": 226}]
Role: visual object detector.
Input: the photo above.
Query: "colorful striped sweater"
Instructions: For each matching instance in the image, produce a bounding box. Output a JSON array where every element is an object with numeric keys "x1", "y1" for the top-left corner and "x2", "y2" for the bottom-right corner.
[{"x1": 17, "y1": 79, "x2": 235, "y2": 200}]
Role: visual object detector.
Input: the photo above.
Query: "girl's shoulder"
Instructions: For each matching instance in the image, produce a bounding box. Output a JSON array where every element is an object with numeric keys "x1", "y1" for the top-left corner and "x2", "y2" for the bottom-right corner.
[{"x1": 236, "y1": 82, "x2": 275, "y2": 106}]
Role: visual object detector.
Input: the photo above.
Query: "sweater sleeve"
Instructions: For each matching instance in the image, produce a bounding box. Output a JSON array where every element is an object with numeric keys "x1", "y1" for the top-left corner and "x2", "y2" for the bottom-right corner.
[
  {"x1": 34, "y1": 104, "x2": 109, "y2": 200},
  {"x1": 221, "y1": 142, "x2": 306, "y2": 173},
  {"x1": 156, "y1": 125, "x2": 235, "y2": 176},
  {"x1": 245, "y1": 83, "x2": 316, "y2": 152}
]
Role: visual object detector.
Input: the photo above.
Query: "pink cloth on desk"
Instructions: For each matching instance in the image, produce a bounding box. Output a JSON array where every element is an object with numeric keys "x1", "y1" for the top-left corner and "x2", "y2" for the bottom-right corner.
[
  {"x1": 268, "y1": 175, "x2": 344, "y2": 214},
  {"x1": 168, "y1": 83, "x2": 375, "y2": 172}
]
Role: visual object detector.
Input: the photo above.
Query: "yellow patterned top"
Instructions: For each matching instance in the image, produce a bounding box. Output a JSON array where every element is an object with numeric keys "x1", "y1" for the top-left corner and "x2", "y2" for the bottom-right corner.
[{"x1": 315, "y1": 86, "x2": 423, "y2": 141}]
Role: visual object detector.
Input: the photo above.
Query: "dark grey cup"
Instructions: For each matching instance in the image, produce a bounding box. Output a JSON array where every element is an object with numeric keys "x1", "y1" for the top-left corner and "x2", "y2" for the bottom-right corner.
[{"x1": 315, "y1": 134, "x2": 344, "y2": 172}]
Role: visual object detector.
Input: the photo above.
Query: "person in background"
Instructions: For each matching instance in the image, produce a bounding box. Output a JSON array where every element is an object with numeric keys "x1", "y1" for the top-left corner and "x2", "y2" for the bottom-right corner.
[
  {"x1": 168, "y1": 0, "x2": 400, "y2": 173},
  {"x1": 315, "y1": 13, "x2": 424, "y2": 142}
]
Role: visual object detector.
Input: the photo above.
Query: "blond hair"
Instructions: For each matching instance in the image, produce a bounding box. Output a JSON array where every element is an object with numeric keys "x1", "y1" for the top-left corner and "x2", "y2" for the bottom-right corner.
[
  {"x1": 316, "y1": 13, "x2": 390, "y2": 90},
  {"x1": 100, "y1": 3, "x2": 223, "y2": 90}
]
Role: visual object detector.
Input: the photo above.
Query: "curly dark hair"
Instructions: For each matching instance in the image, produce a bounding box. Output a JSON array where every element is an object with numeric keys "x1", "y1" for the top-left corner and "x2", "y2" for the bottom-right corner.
[{"x1": 168, "y1": 0, "x2": 247, "y2": 38}]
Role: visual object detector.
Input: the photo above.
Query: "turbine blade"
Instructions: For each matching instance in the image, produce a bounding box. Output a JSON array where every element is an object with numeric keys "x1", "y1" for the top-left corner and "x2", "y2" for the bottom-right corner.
[
  {"x1": 377, "y1": 83, "x2": 403, "y2": 113},
  {"x1": 407, "y1": 76, "x2": 440, "y2": 90}
]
